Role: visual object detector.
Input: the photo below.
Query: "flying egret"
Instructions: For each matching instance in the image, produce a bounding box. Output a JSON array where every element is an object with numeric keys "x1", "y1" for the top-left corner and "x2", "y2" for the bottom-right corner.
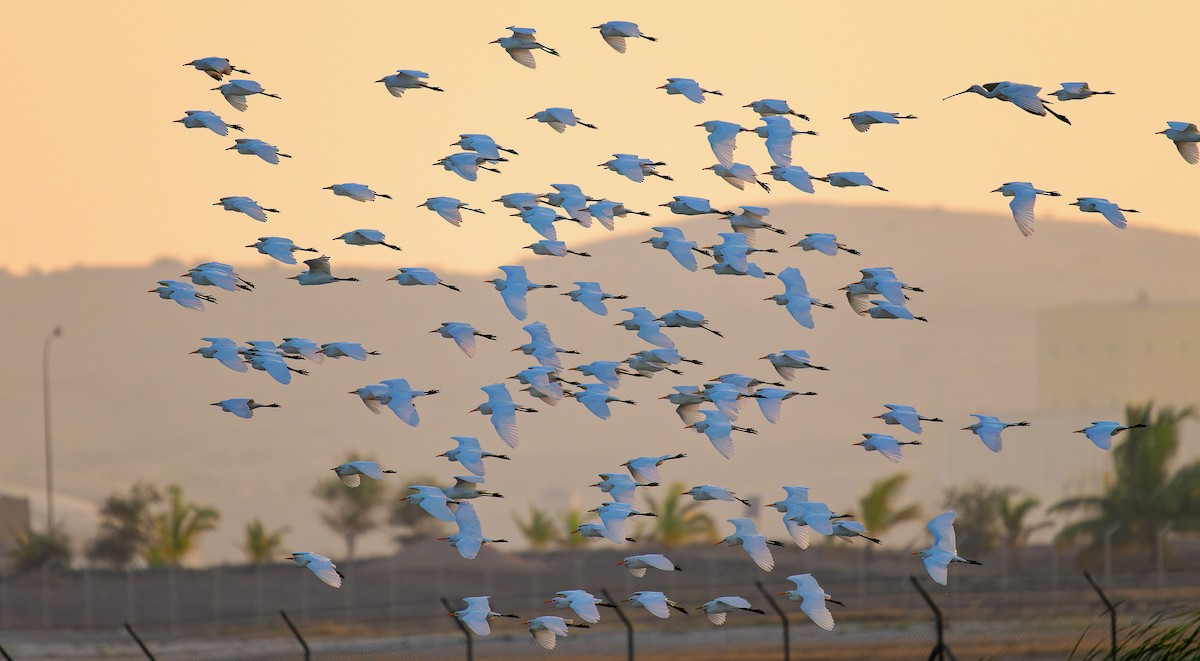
[
  {"x1": 698, "y1": 597, "x2": 765, "y2": 625},
  {"x1": 1052, "y1": 82, "x2": 1113, "y2": 101},
  {"x1": 486, "y1": 265, "x2": 557, "y2": 320},
  {"x1": 642, "y1": 226, "x2": 711, "y2": 272},
  {"x1": 191, "y1": 338, "x2": 247, "y2": 372},
  {"x1": 473, "y1": 383, "x2": 536, "y2": 448},
  {"x1": 683, "y1": 485, "x2": 751, "y2": 506},
  {"x1": 812, "y1": 171, "x2": 886, "y2": 191},
  {"x1": 323, "y1": 183, "x2": 391, "y2": 202},
  {"x1": 523, "y1": 240, "x2": 591, "y2": 258},
  {"x1": 688, "y1": 408, "x2": 758, "y2": 460},
  {"x1": 348, "y1": 385, "x2": 389, "y2": 415},
  {"x1": 658, "y1": 78, "x2": 721, "y2": 103},
  {"x1": 1069, "y1": 197, "x2": 1139, "y2": 229},
  {"x1": 1074, "y1": 421, "x2": 1146, "y2": 450},
  {"x1": 781, "y1": 574, "x2": 842, "y2": 630},
  {"x1": 546, "y1": 590, "x2": 608, "y2": 624},
  {"x1": 332, "y1": 461, "x2": 395, "y2": 488},
  {"x1": 752, "y1": 116, "x2": 818, "y2": 168},
  {"x1": 621, "y1": 454, "x2": 686, "y2": 483},
  {"x1": 724, "y1": 206, "x2": 785, "y2": 246},
  {"x1": 440, "y1": 501, "x2": 507, "y2": 559},
  {"x1": 384, "y1": 267, "x2": 458, "y2": 291},
  {"x1": 944, "y1": 81, "x2": 1070, "y2": 124},
  {"x1": 782, "y1": 501, "x2": 848, "y2": 548},
  {"x1": 765, "y1": 165, "x2": 817, "y2": 193},
  {"x1": 371, "y1": 378, "x2": 438, "y2": 426},
  {"x1": 991, "y1": 182, "x2": 1061, "y2": 237},
  {"x1": 719, "y1": 518, "x2": 784, "y2": 571},
  {"x1": 444, "y1": 475, "x2": 504, "y2": 501},
  {"x1": 288, "y1": 552, "x2": 342, "y2": 588},
  {"x1": 844, "y1": 111, "x2": 917, "y2": 132},
  {"x1": 657, "y1": 310, "x2": 723, "y2": 337},
  {"x1": 561, "y1": 282, "x2": 626, "y2": 316},
  {"x1": 174, "y1": 110, "x2": 242, "y2": 136},
  {"x1": 211, "y1": 398, "x2": 278, "y2": 419},
  {"x1": 513, "y1": 206, "x2": 572, "y2": 241},
  {"x1": 760, "y1": 351, "x2": 828, "y2": 380},
  {"x1": 528, "y1": 107, "x2": 596, "y2": 132},
  {"x1": 491, "y1": 27, "x2": 559, "y2": 69},
  {"x1": 619, "y1": 554, "x2": 680, "y2": 578},
  {"x1": 431, "y1": 322, "x2": 496, "y2": 358},
  {"x1": 320, "y1": 342, "x2": 379, "y2": 361},
  {"x1": 404, "y1": 485, "x2": 458, "y2": 522},
  {"x1": 226, "y1": 138, "x2": 290, "y2": 165},
  {"x1": 623, "y1": 592, "x2": 688, "y2": 619},
  {"x1": 696, "y1": 120, "x2": 750, "y2": 168},
  {"x1": 616, "y1": 307, "x2": 676, "y2": 349},
  {"x1": 376, "y1": 69, "x2": 443, "y2": 97},
  {"x1": 434, "y1": 153, "x2": 506, "y2": 181},
  {"x1": 437, "y1": 436, "x2": 510, "y2": 476},
  {"x1": 589, "y1": 502, "x2": 658, "y2": 545},
  {"x1": 212, "y1": 79, "x2": 280, "y2": 112},
  {"x1": 1156, "y1": 122, "x2": 1200, "y2": 164},
  {"x1": 588, "y1": 199, "x2": 649, "y2": 230},
  {"x1": 149, "y1": 280, "x2": 216, "y2": 311},
  {"x1": 866, "y1": 300, "x2": 928, "y2": 322},
  {"x1": 452, "y1": 596, "x2": 520, "y2": 636},
  {"x1": 334, "y1": 229, "x2": 402, "y2": 251},
  {"x1": 573, "y1": 523, "x2": 636, "y2": 544},
  {"x1": 418, "y1": 196, "x2": 485, "y2": 226},
  {"x1": 832, "y1": 520, "x2": 881, "y2": 544},
  {"x1": 526, "y1": 616, "x2": 588, "y2": 650},
  {"x1": 572, "y1": 384, "x2": 637, "y2": 420},
  {"x1": 874, "y1": 404, "x2": 942, "y2": 434},
  {"x1": 703, "y1": 163, "x2": 770, "y2": 192},
  {"x1": 793, "y1": 233, "x2": 859, "y2": 256},
  {"x1": 963, "y1": 414, "x2": 1030, "y2": 452},
  {"x1": 181, "y1": 262, "x2": 253, "y2": 291},
  {"x1": 184, "y1": 57, "x2": 249, "y2": 81},
  {"x1": 768, "y1": 267, "x2": 834, "y2": 329},
  {"x1": 593, "y1": 21, "x2": 656, "y2": 52},
  {"x1": 246, "y1": 237, "x2": 316, "y2": 265},
  {"x1": 745, "y1": 99, "x2": 808, "y2": 119},
  {"x1": 288, "y1": 256, "x2": 358, "y2": 285},
  {"x1": 569, "y1": 361, "x2": 639, "y2": 390},
  {"x1": 245, "y1": 346, "x2": 306, "y2": 385},
  {"x1": 753, "y1": 388, "x2": 815, "y2": 424},
  {"x1": 539, "y1": 183, "x2": 596, "y2": 223},
  {"x1": 854, "y1": 433, "x2": 922, "y2": 463},
  {"x1": 591, "y1": 473, "x2": 656, "y2": 504},
  {"x1": 660, "y1": 196, "x2": 731, "y2": 217},
  {"x1": 598, "y1": 153, "x2": 672, "y2": 183},
  {"x1": 915, "y1": 511, "x2": 981, "y2": 585},
  {"x1": 453, "y1": 134, "x2": 518, "y2": 160},
  {"x1": 214, "y1": 196, "x2": 277, "y2": 222}
]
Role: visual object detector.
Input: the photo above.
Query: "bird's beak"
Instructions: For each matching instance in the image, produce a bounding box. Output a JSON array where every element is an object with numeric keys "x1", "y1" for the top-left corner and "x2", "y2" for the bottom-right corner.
[
  {"x1": 960, "y1": 427, "x2": 971, "y2": 431},
  {"x1": 990, "y1": 187, "x2": 1002, "y2": 193},
  {"x1": 1073, "y1": 429, "x2": 1085, "y2": 434},
  {"x1": 943, "y1": 90, "x2": 970, "y2": 100},
  {"x1": 1068, "y1": 201, "x2": 1080, "y2": 206},
  {"x1": 526, "y1": 115, "x2": 536, "y2": 120},
  {"x1": 656, "y1": 85, "x2": 666, "y2": 89},
  {"x1": 489, "y1": 39, "x2": 500, "y2": 44},
  {"x1": 778, "y1": 592, "x2": 789, "y2": 595},
  {"x1": 852, "y1": 442, "x2": 864, "y2": 446},
  {"x1": 1155, "y1": 130, "x2": 1167, "y2": 135},
  {"x1": 172, "y1": 118, "x2": 185, "y2": 123},
  {"x1": 713, "y1": 540, "x2": 724, "y2": 545},
  {"x1": 684, "y1": 425, "x2": 695, "y2": 430},
  {"x1": 225, "y1": 146, "x2": 237, "y2": 150},
  {"x1": 657, "y1": 203, "x2": 670, "y2": 207},
  {"x1": 385, "y1": 276, "x2": 396, "y2": 280},
  {"x1": 911, "y1": 551, "x2": 921, "y2": 555}
]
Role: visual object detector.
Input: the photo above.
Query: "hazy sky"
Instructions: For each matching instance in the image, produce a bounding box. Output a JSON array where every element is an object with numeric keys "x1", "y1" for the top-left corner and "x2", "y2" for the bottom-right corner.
[{"x1": 4, "y1": 1, "x2": 1197, "y2": 276}]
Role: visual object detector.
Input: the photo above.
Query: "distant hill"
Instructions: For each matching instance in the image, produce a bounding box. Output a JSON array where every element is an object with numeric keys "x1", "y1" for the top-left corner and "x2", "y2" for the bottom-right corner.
[{"x1": 3, "y1": 204, "x2": 1197, "y2": 564}]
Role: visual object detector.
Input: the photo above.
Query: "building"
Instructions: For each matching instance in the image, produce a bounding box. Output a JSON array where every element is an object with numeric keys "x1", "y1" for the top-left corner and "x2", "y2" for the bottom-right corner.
[
  {"x1": 1037, "y1": 300, "x2": 1200, "y2": 411},
  {"x1": 0, "y1": 494, "x2": 32, "y2": 569}
]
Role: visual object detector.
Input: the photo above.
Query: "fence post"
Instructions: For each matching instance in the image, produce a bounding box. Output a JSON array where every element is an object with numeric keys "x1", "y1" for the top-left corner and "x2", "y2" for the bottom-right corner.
[
  {"x1": 1156, "y1": 523, "x2": 1172, "y2": 588},
  {"x1": 755, "y1": 580, "x2": 790, "y2": 661},
  {"x1": 280, "y1": 610, "x2": 311, "y2": 661},
  {"x1": 1083, "y1": 570, "x2": 1119, "y2": 660},
  {"x1": 600, "y1": 588, "x2": 634, "y2": 661},
  {"x1": 123, "y1": 623, "x2": 156, "y2": 660},
  {"x1": 909, "y1": 576, "x2": 957, "y2": 661},
  {"x1": 441, "y1": 597, "x2": 473, "y2": 661},
  {"x1": 0, "y1": 639, "x2": 13, "y2": 661},
  {"x1": 1102, "y1": 525, "x2": 1118, "y2": 585}
]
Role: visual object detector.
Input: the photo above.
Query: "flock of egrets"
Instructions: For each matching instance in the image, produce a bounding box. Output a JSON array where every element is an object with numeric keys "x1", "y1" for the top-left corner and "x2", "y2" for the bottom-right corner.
[{"x1": 161, "y1": 20, "x2": 1176, "y2": 650}]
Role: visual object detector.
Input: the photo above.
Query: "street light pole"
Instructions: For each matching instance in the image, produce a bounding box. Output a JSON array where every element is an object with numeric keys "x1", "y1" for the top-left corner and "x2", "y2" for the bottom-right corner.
[{"x1": 43, "y1": 327, "x2": 61, "y2": 534}]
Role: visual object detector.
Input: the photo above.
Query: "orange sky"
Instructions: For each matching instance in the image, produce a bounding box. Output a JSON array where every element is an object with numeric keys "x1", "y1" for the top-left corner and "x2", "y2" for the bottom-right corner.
[{"x1": 3, "y1": 1, "x2": 1196, "y2": 276}]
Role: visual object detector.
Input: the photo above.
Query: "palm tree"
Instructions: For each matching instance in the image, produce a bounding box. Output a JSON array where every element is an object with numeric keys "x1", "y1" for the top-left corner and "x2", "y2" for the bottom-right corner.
[
  {"x1": 145, "y1": 485, "x2": 220, "y2": 566},
  {"x1": 513, "y1": 506, "x2": 559, "y2": 549},
  {"x1": 998, "y1": 493, "x2": 1050, "y2": 568},
  {"x1": 314, "y1": 454, "x2": 389, "y2": 560},
  {"x1": 242, "y1": 519, "x2": 288, "y2": 564},
  {"x1": 858, "y1": 473, "x2": 922, "y2": 560},
  {"x1": 1052, "y1": 403, "x2": 1199, "y2": 560},
  {"x1": 641, "y1": 482, "x2": 717, "y2": 546},
  {"x1": 10, "y1": 528, "x2": 72, "y2": 572}
]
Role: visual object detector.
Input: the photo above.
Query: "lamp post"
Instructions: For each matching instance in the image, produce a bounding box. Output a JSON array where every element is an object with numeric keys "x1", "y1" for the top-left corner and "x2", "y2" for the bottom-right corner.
[{"x1": 43, "y1": 326, "x2": 61, "y2": 534}]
